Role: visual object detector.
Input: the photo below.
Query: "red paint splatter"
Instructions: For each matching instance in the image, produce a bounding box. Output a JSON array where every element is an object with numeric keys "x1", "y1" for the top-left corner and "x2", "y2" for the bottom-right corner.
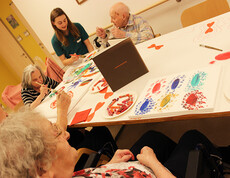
[
  {"x1": 148, "y1": 44, "x2": 156, "y2": 48},
  {"x1": 182, "y1": 90, "x2": 207, "y2": 110},
  {"x1": 215, "y1": 52, "x2": 230, "y2": 61},
  {"x1": 186, "y1": 93, "x2": 197, "y2": 106},
  {"x1": 205, "y1": 28, "x2": 213, "y2": 34},
  {"x1": 147, "y1": 44, "x2": 164, "y2": 50},
  {"x1": 155, "y1": 45, "x2": 164, "y2": 50},
  {"x1": 67, "y1": 91, "x2": 74, "y2": 98},
  {"x1": 209, "y1": 61, "x2": 215, "y2": 64},
  {"x1": 207, "y1": 22, "x2": 214, "y2": 27},
  {"x1": 99, "y1": 87, "x2": 114, "y2": 99},
  {"x1": 152, "y1": 83, "x2": 161, "y2": 94},
  {"x1": 209, "y1": 52, "x2": 230, "y2": 64},
  {"x1": 205, "y1": 22, "x2": 214, "y2": 34},
  {"x1": 86, "y1": 102, "x2": 105, "y2": 122},
  {"x1": 50, "y1": 100, "x2": 57, "y2": 109}
]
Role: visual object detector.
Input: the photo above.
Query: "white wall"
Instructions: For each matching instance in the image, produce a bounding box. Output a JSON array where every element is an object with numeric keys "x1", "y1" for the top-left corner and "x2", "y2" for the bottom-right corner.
[{"x1": 12, "y1": 0, "x2": 229, "y2": 53}]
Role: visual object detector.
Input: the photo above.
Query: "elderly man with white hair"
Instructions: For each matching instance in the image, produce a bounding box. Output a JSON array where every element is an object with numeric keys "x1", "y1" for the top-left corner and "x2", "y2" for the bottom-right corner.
[{"x1": 96, "y1": 2, "x2": 154, "y2": 45}]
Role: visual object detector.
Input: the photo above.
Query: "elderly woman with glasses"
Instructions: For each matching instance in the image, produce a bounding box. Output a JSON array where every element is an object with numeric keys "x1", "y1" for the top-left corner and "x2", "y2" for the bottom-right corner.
[{"x1": 0, "y1": 91, "x2": 120, "y2": 177}]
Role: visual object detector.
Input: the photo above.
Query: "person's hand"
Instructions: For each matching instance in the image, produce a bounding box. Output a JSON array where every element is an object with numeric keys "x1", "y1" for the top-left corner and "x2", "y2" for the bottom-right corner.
[
  {"x1": 96, "y1": 27, "x2": 106, "y2": 39},
  {"x1": 57, "y1": 91, "x2": 71, "y2": 112},
  {"x1": 70, "y1": 53, "x2": 79, "y2": 63},
  {"x1": 111, "y1": 27, "x2": 126, "y2": 38},
  {"x1": 136, "y1": 146, "x2": 158, "y2": 168},
  {"x1": 40, "y1": 84, "x2": 49, "y2": 97},
  {"x1": 107, "y1": 149, "x2": 134, "y2": 164}
]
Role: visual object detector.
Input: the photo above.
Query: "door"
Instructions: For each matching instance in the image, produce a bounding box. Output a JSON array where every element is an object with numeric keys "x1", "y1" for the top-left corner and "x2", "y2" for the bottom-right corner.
[
  {"x1": 0, "y1": 19, "x2": 33, "y2": 79},
  {"x1": 10, "y1": 2, "x2": 56, "y2": 61}
]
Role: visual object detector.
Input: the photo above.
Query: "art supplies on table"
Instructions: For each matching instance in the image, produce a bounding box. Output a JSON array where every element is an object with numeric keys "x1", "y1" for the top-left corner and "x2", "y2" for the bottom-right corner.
[
  {"x1": 93, "y1": 38, "x2": 148, "y2": 92},
  {"x1": 90, "y1": 77, "x2": 108, "y2": 93},
  {"x1": 82, "y1": 49, "x2": 98, "y2": 63},
  {"x1": 63, "y1": 61, "x2": 99, "y2": 84},
  {"x1": 35, "y1": 61, "x2": 100, "y2": 122},
  {"x1": 35, "y1": 82, "x2": 56, "y2": 93},
  {"x1": 129, "y1": 65, "x2": 222, "y2": 119},
  {"x1": 104, "y1": 91, "x2": 137, "y2": 119}
]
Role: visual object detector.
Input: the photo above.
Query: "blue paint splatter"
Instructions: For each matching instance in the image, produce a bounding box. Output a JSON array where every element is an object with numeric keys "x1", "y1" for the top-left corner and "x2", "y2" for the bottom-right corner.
[
  {"x1": 171, "y1": 78, "x2": 180, "y2": 90},
  {"x1": 135, "y1": 98, "x2": 155, "y2": 115},
  {"x1": 166, "y1": 75, "x2": 185, "y2": 94},
  {"x1": 67, "y1": 79, "x2": 82, "y2": 91},
  {"x1": 140, "y1": 99, "x2": 150, "y2": 111}
]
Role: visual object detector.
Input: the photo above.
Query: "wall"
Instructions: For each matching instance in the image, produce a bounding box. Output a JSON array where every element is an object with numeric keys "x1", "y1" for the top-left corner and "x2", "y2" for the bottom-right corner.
[
  {"x1": 0, "y1": 0, "x2": 47, "y2": 62},
  {"x1": 13, "y1": 0, "x2": 224, "y2": 53},
  {"x1": 0, "y1": 0, "x2": 46, "y2": 107}
]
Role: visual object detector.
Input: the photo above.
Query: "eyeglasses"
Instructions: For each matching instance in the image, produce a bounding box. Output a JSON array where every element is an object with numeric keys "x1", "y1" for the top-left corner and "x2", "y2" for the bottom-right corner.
[{"x1": 51, "y1": 123, "x2": 62, "y2": 138}]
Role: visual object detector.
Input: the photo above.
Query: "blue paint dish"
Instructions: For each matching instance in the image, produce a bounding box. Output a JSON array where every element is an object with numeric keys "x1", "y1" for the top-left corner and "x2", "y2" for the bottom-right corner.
[
  {"x1": 171, "y1": 78, "x2": 180, "y2": 90},
  {"x1": 191, "y1": 74, "x2": 200, "y2": 87}
]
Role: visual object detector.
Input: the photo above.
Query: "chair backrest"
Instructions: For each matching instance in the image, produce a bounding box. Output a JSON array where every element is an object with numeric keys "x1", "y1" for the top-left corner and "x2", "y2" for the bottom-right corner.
[
  {"x1": 0, "y1": 104, "x2": 7, "y2": 122},
  {"x1": 181, "y1": 0, "x2": 230, "y2": 27},
  {"x1": 185, "y1": 144, "x2": 224, "y2": 178},
  {"x1": 45, "y1": 58, "x2": 65, "y2": 83},
  {"x1": 74, "y1": 148, "x2": 110, "y2": 171},
  {"x1": 1, "y1": 84, "x2": 22, "y2": 110}
]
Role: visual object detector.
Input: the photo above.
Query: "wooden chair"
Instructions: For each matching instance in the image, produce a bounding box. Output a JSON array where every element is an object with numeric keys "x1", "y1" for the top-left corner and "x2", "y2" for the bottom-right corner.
[{"x1": 181, "y1": 0, "x2": 230, "y2": 27}]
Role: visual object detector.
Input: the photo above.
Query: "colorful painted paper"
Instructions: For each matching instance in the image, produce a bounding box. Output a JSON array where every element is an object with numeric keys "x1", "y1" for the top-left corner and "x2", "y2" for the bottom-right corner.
[
  {"x1": 35, "y1": 61, "x2": 100, "y2": 122},
  {"x1": 129, "y1": 65, "x2": 221, "y2": 119},
  {"x1": 90, "y1": 77, "x2": 108, "y2": 93},
  {"x1": 83, "y1": 50, "x2": 98, "y2": 63},
  {"x1": 63, "y1": 61, "x2": 98, "y2": 84}
]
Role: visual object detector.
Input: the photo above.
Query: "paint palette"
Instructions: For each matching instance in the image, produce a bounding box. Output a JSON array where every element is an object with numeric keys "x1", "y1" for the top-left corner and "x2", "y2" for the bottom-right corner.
[
  {"x1": 104, "y1": 92, "x2": 137, "y2": 119},
  {"x1": 90, "y1": 77, "x2": 108, "y2": 93},
  {"x1": 129, "y1": 65, "x2": 221, "y2": 119}
]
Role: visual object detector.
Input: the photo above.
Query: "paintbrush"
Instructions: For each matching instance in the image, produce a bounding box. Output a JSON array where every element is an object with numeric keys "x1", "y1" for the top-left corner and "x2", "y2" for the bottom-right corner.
[
  {"x1": 35, "y1": 82, "x2": 57, "y2": 93},
  {"x1": 199, "y1": 44, "x2": 223, "y2": 51}
]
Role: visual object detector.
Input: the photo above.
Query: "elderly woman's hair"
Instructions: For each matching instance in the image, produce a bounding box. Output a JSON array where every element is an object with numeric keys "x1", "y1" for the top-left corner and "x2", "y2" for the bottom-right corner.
[
  {"x1": 0, "y1": 109, "x2": 57, "y2": 178},
  {"x1": 21, "y1": 64, "x2": 46, "y2": 89}
]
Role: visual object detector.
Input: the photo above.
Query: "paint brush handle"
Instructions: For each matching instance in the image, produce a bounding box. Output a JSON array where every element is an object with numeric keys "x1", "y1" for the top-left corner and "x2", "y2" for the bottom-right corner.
[
  {"x1": 35, "y1": 82, "x2": 54, "y2": 92},
  {"x1": 199, "y1": 44, "x2": 223, "y2": 51}
]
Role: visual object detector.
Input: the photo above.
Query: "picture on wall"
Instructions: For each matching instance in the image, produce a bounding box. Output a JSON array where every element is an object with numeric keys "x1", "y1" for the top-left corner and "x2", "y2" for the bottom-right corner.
[{"x1": 6, "y1": 15, "x2": 19, "y2": 29}]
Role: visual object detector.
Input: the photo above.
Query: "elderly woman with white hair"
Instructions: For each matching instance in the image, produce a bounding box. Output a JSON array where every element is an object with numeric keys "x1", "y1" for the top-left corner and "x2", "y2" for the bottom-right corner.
[
  {"x1": 0, "y1": 111, "x2": 174, "y2": 177},
  {"x1": 21, "y1": 64, "x2": 59, "y2": 109},
  {"x1": 1, "y1": 97, "x2": 225, "y2": 178}
]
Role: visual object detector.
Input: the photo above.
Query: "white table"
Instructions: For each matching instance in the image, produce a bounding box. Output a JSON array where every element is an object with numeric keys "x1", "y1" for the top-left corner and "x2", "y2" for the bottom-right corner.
[{"x1": 52, "y1": 12, "x2": 230, "y2": 127}]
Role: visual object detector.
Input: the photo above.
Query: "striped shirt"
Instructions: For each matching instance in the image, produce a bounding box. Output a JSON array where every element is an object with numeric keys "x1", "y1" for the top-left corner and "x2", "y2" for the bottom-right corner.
[{"x1": 21, "y1": 77, "x2": 59, "y2": 105}]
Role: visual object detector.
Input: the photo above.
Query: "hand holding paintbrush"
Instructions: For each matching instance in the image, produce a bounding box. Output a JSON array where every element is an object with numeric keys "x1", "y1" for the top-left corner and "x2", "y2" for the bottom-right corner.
[{"x1": 35, "y1": 82, "x2": 56, "y2": 93}]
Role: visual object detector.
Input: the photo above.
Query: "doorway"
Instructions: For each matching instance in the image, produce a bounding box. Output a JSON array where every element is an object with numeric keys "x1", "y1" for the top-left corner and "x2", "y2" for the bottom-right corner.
[{"x1": 0, "y1": 19, "x2": 33, "y2": 80}]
